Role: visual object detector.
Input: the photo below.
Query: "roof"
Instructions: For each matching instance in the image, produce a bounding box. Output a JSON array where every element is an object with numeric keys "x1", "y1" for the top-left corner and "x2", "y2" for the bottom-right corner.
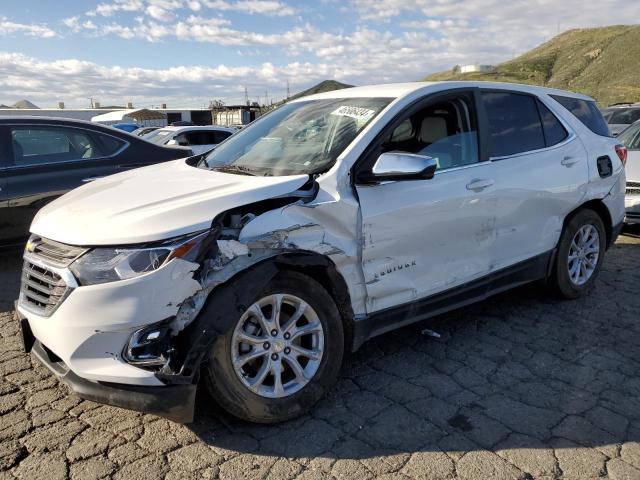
[
  {"x1": 156, "y1": 125, "x2": 235, "y2": 133},
  {"x1": 0, "y1": 115, "x2": 145, "y2": 139},
  {"x1": 91, "y1": 108, "x2": 166, "y2": 122},
  {"x1": 291, "y1": 81, "x2": 594, "y2": 102}
]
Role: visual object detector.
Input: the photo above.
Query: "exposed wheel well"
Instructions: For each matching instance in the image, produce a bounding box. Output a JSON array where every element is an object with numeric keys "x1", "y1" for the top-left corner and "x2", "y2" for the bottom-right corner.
[
  {"x1": 271, "y1": 253, "x2": 355, "y2": 354},
  {"x1": 565, "y1": 199, "x2": 613, "y2": 248}
]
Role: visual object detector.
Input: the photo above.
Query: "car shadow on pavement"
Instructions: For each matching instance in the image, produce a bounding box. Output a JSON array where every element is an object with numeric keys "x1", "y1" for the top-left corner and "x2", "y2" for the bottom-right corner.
[{"x1": 186, "y1": 237, "x2": 640, "y2": 477}]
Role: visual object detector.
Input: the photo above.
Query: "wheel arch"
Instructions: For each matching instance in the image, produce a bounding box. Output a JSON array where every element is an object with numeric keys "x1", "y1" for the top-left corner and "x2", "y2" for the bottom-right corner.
[
  {"x1": 155, "y1": 249, "x2": 356, "y2": 386},
  {"x1": 564, "y1": 198, "x2": 613, "y2": 248},
  {"x1": 267, "y1": 252, "x2": 355, "y2": 353}
]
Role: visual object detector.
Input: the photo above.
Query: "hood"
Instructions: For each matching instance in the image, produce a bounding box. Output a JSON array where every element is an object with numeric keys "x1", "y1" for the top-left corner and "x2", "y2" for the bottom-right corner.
[{"x1": 31, "y1": 159, "x2": 309, "y2": 246}]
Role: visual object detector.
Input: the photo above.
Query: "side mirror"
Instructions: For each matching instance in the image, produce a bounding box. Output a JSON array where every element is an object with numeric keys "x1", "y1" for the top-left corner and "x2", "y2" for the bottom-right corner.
[{"x1": 371, "y1": 151, "x2": 438, "y2": 181}]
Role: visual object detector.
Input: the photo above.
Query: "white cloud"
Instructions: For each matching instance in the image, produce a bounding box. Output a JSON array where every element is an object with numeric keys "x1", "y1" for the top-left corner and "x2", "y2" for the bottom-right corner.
[
  {"x1": 231, "y1": 0, "x2": 297, "y2": 16},
  {"x1": 88, "y1": 0, "x2": 145, "y2": 17},
  {"x1": 0, "y1": 17, "x2": 57, "y2": 38},
  {"x1": 6, "y1": 0, "x2": 640, "y2": 108},
  {"x1": 0, "y1": 49, "x2": 440, "y2": 108},
  {"x1": 85, "y1": 0, "x2": 297, "y2": 20}
]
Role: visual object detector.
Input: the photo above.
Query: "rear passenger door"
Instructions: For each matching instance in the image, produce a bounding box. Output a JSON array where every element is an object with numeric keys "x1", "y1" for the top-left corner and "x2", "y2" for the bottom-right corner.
[
  {"x1": 480, "y1": 90, "x2": 589, "y2": 270},
  {"x1": 2, "y1": 125, "x2": 123, "y2": 244}
]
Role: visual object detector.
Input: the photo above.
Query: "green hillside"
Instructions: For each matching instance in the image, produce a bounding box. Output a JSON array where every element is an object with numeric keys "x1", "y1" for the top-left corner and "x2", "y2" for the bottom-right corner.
[
  {"x1": 289, "y1": 80, "x2": 353, "y2": 100},
  {"x1": 424, "y1": 25, "x2": 640, "y2": 106}
]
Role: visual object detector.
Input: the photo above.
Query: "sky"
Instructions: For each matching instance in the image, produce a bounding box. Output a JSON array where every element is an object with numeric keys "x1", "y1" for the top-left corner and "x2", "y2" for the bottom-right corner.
[{"x1": 0, "y1": 0, "x2": 638, "y2": 108}]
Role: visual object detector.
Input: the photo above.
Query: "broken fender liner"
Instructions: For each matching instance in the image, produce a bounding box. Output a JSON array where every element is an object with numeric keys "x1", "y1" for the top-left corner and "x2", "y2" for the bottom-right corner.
[
  {"x1": 157, "y1": 252, "x2": 355, "y2": 384},
  {"x1": 156, "y1": 260, "x2": 281, "y2": 384},
  {"x1": 30, "y1": 340, "x2": 196, "y2": 423}
]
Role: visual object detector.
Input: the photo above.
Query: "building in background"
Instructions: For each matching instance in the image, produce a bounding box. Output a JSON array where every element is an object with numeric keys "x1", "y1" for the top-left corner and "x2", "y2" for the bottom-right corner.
[
  {"x1": 456, "y1": 64, "x2": 496, "y2": 74},
  {"x1": 0, "y1": 106, "x2": 214, "y2": 126},
  {"x1": 211, "y1": 105, "x2": 262, "y2": 127},
  {"x1": 91, "y1": 108, "x2": 167, "y2": 127}
]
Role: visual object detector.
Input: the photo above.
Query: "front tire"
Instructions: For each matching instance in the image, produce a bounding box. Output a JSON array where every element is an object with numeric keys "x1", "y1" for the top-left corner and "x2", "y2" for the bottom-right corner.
[
  {"x1": 203, "y1": 271, "x2": 344, "y2": 423},
  {"x1": 551, "y1": 208, "x2": 606, "y2": 299}
]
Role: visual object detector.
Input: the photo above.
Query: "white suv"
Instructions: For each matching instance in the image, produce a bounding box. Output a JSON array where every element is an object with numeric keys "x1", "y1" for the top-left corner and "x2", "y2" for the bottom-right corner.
[{"x1": 17, "y1": 82, "x2": 626, "y2": 423}]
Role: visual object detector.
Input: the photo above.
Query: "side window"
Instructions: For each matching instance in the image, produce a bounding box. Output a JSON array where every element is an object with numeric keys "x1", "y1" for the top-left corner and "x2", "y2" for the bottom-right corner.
[
  {"x1": 550, "y1": 95, "x2": 610, "y2": 137},
  {"x1": 95, "y1": 133, "x2": 125, "y2": 155},
  {"x1": 382, "y1": 96, "x2": 479, "y2": 170},
  {"x1": 10, "y1": 127, "x2": 105, "y2": 166},
  {"x1": 537, "y1": 100, "x2": 568, "y2": 147},
  {"x1": 213, "y1": 130, "x2": 232, "y2": 144},
  {"x1": 185, "y1": 131, "x2": 217, "y2": 145},
  {"x1": 482, "y1": 92, "x2": 545, "y2": 157}
]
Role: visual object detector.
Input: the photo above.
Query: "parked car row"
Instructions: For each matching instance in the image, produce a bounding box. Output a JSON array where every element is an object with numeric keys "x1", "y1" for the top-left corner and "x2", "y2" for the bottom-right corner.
[
  {"x1": 601, "y1": 103, "x2": 640, "y2": 136},
  {"x1": 14, "y1": 81, "x2": 626, "y2": 425},
  {"x1": 0, "y1": 117, "x2": 193, "y2": 246},
  {"x1": 141, "y1": 125, "x2": 235, "y2": 155}
]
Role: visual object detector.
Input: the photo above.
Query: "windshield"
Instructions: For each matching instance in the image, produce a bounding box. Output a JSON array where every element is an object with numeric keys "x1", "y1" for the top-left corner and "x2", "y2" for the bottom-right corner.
[
  {"x1": 146, "y1": 129, "x2": 174, "y2": 144},
  {"x1": 608, "y1": 108, "x2": 640, "y2": 125},
  {"x1": 202, "y1": 97, "x2": 391, "y2": 176},
  {"x1": 618, "y1": 122, "x2": 640, "y2": 149}
]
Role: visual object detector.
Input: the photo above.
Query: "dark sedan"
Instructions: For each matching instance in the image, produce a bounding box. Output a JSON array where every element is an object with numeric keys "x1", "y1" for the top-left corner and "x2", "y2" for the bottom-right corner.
[{"x1": 0, "y1": 117, "x2": 193, "y2": 246}]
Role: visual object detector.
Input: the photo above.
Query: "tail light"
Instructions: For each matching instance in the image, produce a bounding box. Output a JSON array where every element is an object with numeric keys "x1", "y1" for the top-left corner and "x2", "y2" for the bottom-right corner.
[{"x1": 615, "y1": 144, "x2": 627, "y2": 167}]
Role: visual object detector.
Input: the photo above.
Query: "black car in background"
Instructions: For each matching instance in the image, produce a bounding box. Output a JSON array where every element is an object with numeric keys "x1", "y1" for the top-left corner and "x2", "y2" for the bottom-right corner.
[{"x1": 0, "y1": 117, "x2": 193, "y2": 246}]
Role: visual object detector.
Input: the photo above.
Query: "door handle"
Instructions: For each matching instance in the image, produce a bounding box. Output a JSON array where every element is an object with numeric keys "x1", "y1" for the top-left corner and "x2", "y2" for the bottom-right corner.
[
  {"x1": 82, "y1": 177, "x2": 103, "y2": 183},
  {"x1": 561, "y1": 156, "x2": 580, "y2": 167},
  {"x1": 466, "y1": 179, "x2": 494, "y2": 191}
]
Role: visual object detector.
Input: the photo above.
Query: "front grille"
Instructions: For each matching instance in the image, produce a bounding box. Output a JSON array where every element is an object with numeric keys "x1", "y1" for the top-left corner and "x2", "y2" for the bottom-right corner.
[
  {"x1": 627, "y1": 181, "x2": 640, "y2": 196},
  {"x1": 20, "y1": 261, "x2": 71, "y2": 316},
  {"x1": 19, "y1": 237, "x2": 84, "y2": 317},
  {"x1": 27, "y1": 236, "x2": 87, "y2": 268}
]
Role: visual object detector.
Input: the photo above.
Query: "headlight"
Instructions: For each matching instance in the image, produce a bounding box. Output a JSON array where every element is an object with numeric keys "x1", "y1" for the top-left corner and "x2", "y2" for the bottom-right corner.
[{"x1": 70, "y1": 231, "x2": 209, "y2": 286}]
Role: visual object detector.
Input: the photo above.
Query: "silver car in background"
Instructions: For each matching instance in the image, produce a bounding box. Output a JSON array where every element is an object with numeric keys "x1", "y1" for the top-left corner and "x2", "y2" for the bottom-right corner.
[
  {"x1": 143, "y1": 125, "x2": 236, "y2": 154},
  {"x1": 605, "y1": 104, "x2": 640, "y2": 136},
  {"x1": 618, "y1": 120, "x2": 640, "y2": 223}
]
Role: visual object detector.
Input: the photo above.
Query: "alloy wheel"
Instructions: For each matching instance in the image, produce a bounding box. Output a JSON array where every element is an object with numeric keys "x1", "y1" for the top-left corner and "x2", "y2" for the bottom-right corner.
[
  {"x1": 231, "y1": 293, "x2": 324, "y2": 398},
  {"x1": 567, "y1": 224, "x2": 600, "y2": 286}
]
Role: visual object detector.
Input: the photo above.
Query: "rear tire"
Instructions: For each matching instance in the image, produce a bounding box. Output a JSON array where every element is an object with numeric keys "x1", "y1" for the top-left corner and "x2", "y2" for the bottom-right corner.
[
  {"x1": 550, "y1": 208, "x2": 606, "y2": 299},
  {"x1": 203, "y1": 271, "x2": 344, "y2": 423}
]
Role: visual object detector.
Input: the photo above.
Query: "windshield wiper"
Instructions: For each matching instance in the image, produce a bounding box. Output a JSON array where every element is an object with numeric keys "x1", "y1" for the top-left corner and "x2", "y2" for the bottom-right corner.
[{"x1": 210, "y1": 164, "x2": 258, "y2": 176}]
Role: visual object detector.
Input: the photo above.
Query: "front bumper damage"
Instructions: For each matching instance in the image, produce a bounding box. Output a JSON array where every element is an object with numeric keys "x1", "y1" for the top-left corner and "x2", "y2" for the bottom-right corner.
[
  {"x1": 18, "y1": 185, "x2": 358, "y2": 422},
  {"x1": 18, "y1": 239, "x2": 324, "y2": 422},
  {"x1": 18, "y1": 311, "x2": 197, "y2": 422}
]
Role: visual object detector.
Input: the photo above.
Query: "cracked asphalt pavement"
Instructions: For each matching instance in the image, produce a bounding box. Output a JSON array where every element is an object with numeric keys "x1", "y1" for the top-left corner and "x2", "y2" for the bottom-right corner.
[{"x1": 2, "y1": 227, "x2": 640, "y2": 479}]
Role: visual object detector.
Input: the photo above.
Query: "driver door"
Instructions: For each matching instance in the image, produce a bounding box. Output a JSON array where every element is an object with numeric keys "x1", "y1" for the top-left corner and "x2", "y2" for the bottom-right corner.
[{"x1": 355, "y1": 90, "x2": 500, "y2": 313}]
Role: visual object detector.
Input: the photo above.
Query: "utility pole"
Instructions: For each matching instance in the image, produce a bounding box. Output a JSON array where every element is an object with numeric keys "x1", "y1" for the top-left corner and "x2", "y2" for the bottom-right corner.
[{"x1": 286, "y1": 80, "x2": 290, "y2": 99}]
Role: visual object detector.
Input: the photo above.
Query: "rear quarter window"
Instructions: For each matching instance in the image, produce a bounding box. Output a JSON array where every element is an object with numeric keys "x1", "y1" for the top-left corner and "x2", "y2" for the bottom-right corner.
[
  {"x1": 550, "y1": 95, "x2": 610, "y2": 137},
  {"x1": 537, "y1": 100, "x2": 568, "y2": 147},
  {"x1": 95, "y1": 132, "x2": 125, "y2": 155}
]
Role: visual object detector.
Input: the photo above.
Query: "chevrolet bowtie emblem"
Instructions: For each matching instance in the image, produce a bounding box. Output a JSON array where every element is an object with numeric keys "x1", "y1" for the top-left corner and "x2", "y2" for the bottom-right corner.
[{"x1": 25, "y1": 240, "x2": 36, "y2": 253}]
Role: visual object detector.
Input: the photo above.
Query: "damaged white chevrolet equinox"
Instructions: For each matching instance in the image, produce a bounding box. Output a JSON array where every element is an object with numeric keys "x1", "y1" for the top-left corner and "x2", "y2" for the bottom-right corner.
[{"x1": 17, "y1": 82, "x2": 626, "y2": 423}]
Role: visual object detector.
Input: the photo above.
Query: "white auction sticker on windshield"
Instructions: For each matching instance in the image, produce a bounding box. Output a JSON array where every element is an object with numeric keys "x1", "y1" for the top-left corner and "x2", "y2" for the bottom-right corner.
[{"x1": 330, "y1": 106, "x2": 376, "y2": 121}]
